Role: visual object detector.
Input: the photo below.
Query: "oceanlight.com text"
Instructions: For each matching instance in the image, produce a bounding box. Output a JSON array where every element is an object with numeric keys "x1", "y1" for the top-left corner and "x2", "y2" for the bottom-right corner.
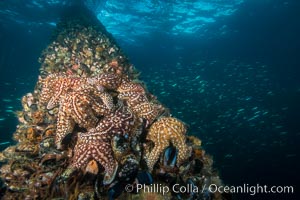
[
  {"x1": 125, "y1": 183, "x2": 294, "y2": 196},
  {"x1": 208, "y1": 183, "x2": 294, "y2": 196}
]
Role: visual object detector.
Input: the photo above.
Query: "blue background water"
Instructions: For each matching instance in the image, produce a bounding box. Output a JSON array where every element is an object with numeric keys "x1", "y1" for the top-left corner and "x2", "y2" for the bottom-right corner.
[{"x1": 0, "y1": 0, "x2": 299, "y2": 199}]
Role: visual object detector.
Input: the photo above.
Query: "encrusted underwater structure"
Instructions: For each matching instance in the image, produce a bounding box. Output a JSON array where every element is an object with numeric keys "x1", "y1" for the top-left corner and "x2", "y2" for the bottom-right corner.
[{"x1": 0, "y1": 5, "x2": 228, "y2": 200}]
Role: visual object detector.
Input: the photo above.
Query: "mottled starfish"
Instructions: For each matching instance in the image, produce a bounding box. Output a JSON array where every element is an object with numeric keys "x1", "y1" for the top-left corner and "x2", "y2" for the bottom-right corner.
[
  {"x1": 55, "y1": 87, "x2": 114, "y2": 149},
  {"x1": 145, "y1": 117, "x2": 191, "y2": 171},
  {"x1": 39, "y1": 73, "x2": 122, "y2": 110},
  {"x1": 67, "y1": 106, "x2": 136, "y2": 184}
]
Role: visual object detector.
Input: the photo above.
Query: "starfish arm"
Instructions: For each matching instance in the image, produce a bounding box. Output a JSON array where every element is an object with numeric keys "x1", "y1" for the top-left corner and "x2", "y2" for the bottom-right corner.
[
  {"x1": 172, "y1": 137, "x2": 190, "y2": 166},
  {"x1": 146, "y1": 144, "x2": 166, "y2": 172},
  {"x1": 55, "y1": 98, "x2": 75, "y2": 149},
  {"x1": 71, "y1": 141, "x2": 93, "y2": 169},
  {"x1": 93, "y1": 141, "x2": 118, "y2": 185},
  {"x1": 91, "y1": 100, "x2": 111, "y2": 116},
  {"x1": 47, "y1": 80, "x2": 66, "y2": 109}
]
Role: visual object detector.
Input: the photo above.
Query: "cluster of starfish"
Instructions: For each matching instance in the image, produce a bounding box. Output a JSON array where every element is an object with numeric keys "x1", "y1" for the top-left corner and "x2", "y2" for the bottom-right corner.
[
  {"x1": 39, "y1": 73, "x2": 120, "y2": 149},
  {"x1": 39, "y1": 75, "x2": 86, "y2": 110},
  {"x1": 39, "y1": 72, "x2": 190, "y2": 185},
  {"x1": 55, "y1": 86, "x2": 114, "y2": 149},
  {"x1": 70, "y1": 106, "x2": 135, "y2": 184},
  {"x1": 39, "y1": 73, "x2": 121, "y2": 110},
  {"x1": 117, "y1": 80, "x2": 165, "y2": 127},
  {"x1": 39, "y1": 73, "x2": 138, "y2": 184}
]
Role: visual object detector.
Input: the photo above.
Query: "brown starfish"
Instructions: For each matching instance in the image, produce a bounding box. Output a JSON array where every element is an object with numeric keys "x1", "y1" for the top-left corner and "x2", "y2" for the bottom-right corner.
[
  {"x1": 55, "y1": 88, "x2": 113, "y2": 149},
  {"x1": 68, "y1": 106, "x2": 135, "y2": 184},
  {"x1": 71, "y1": 132, "x2": 118, "y2": 185}
]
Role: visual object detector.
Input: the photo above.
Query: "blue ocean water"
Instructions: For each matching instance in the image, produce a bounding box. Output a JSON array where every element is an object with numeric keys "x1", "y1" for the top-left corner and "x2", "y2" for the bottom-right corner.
[{"x1": 0, "y1": 0, "x2": 299, "y2": 199}]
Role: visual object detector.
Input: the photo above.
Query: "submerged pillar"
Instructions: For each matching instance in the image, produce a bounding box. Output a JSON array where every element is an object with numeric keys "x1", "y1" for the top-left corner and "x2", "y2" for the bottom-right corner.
[{"x1": 0, "y1": 4, "x2": 226, "y2": 200}]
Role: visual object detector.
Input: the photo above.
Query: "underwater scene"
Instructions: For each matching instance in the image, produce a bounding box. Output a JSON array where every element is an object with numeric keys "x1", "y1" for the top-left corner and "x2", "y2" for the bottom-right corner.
[{"x1": 0, "y1": 0, "x2": 299, "y2": 199}]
